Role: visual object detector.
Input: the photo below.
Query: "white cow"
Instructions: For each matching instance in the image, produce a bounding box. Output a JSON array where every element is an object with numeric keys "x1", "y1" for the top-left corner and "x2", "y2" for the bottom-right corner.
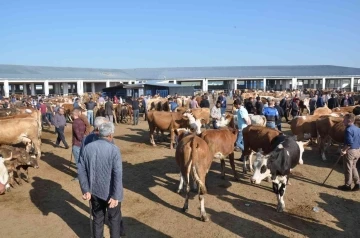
[{"x1": 0, "y1": 153, "x2": 12, "y2": 194}]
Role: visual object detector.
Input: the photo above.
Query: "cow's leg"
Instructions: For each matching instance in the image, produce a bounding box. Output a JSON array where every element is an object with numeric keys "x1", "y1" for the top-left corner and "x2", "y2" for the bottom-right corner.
[
  {"x1": 220, "y1": 158, "x2": 226, "y2": 179},
  {"x1": 182, "y1": 175, "x2": 190, "y2": 213},
  {"x1": 170, "y1": 130, "x2": 175, "y2": 149},
  {"x1": 248, "y1": 152, "x2": 254, "y2": 172},
  {"x1": 243, "y1": 155, "x2": 249, "y2": 174},
  {"x1": 273, "y1": 177, "x2": 287, "y2": 212},
  {"x1": 199, "y1": 194, "x2": 209, "y2": 222},
  {"x1": 177, "y1": 173, "x2": 184, "y2": 193},
  {"x1": 228, "y1": 153, "x2": 239, "y2": 181}
]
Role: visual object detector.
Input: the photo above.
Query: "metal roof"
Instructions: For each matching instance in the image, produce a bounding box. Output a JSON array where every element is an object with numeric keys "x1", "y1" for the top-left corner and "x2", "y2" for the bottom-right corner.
[
  {"x1": 123, "y1": 83, "x2": 191, "y2": 89},
  {"x1": 1, "y1": 64, "x2": 360, "y2": 81}
]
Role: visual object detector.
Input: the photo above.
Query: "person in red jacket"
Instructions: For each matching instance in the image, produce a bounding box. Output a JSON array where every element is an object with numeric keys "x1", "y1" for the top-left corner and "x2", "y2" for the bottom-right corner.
[{"x1": 71, "y1": 109, "x2": 87, "y2": 181}]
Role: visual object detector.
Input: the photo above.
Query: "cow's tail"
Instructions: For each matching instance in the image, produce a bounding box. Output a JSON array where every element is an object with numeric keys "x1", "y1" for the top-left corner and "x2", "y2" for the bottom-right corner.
[{"x1": 191, "y1": 137, "x2": 207, "y2": 195}]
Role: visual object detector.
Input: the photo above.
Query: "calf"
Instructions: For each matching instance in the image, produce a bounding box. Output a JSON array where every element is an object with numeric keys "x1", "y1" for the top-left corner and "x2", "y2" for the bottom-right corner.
[
  {"x1": 0, "y1": 145, "x2": 38, "y2": 186},
  {"x1": 0, "y1": 153, "x2": 13, "y2": 194},
  {"x1": 200, "y1": 128, "x2": 239, "y2": 180},
  {"x1": 242, "y1": 125, "x2": 282, "y2": 173},
  {"x1": 251, "y1": 136, "x2": 304, "y2": 212},
  {"x1": 175, "y1": 134, "x2": 212, "y2": 222}
]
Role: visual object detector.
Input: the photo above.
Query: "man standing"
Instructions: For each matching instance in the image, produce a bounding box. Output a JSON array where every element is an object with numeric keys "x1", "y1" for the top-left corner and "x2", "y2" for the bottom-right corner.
[
  {"x1": 274, "y1": 101, "x2": 284, "y2": 131},
  {"x1": 263, "y1": 100, "x2": 279, "y2": 129},
  {"x1": 73, "y1": 98, "x2": 81, "y2": 109},
  {"x1": 245, "y1": 97, "x2": 255, "y2": 114},
  {"x1": 38, "y1": 100, "x2": 47, "y2": 128},
  {"x1": 190, "y1": 96, "x2": 200, "y2": 109},
  {"x1": 339, "y1": 113, "x2": 360, "y2": 191},
  {"x1": 72, "y1": 109, "x2": 87, "y2": 181},
  {"x1": 341, "y1": 94, "x2": 350, "y2": 107},
  {"x1": 132, "y1": 97, "x2": 139, "y2": 125},
  {"x1": 142, "y1": 95, "x2": 148, "y2": 121},
  {"x1": 85, "y1": 98, "x2": 97, "y2": 126},
  {"x1": 327, "y1": 94, "x2": 339, "y2": 109},
  {"x1": 255, "y1": 97, "x2": 264, "y2": 115},
  {"x1": 53, "y1": 108, "x2": 69, "y2": 149},
  {"x1": 211, "y1": 101, "x2": 222, "y2": 129},
  {"x1": 234, "y1": 100, "x2": 251, "y2": 153},
  {"x1": 105, "y1": 97, "x2": 114, "y2": 123},
  {"x1": 199, "y1": 95, "x2": 210, "y2": 108},
  {"x1": 169, "y1": 98, "x2": 178, "y2": 112},
  {"x1": 78, "y1": 122, "x2": 124, "y2": 238},
  {"x1": 309, "y1": 95, "x2": 317, "y2": 115},
  {"x1": 280, "y1": 95, "x2": 289, "y2": 122}
]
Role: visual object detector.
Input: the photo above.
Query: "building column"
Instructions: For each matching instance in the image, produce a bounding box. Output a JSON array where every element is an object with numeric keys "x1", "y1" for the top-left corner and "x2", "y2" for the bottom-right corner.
[
  {"x1": 44, "y1": 80, "x2": 49, "y2": 96},
  {"x1": 291, "y1": 78, "x2": 297, "y2": 90},
  {"x1": 4, "y1": 80, "x2": 9, "y2": 97},
  {"x1": 234, "y1": 78, "x2": 238, "y2": 90},
  {"x1": 173, "y1": 80, "x2": 177, "y2": 84},
  {"x1": 30, "y1": 83, "x2": 35, "y2": 95},
  {"x1": 22, "y1": 83, "x2": 27, "y2": 95},
  {"x1": 63, "y1": 82, "x2": 68, "y2": 95},
  {"x1": 322, "y1": 78, "x2": 326, "y2": 90},
  {"x1": 77, "y1": 80, "x2": 84, "y2": 95},
  {"x1": 351, "y1": 77, "x2": 354, "y2": 92},
  {"x1": 91, "y1": 83, "x2": 95, "y2": 93},
  {"x1": 106, "y1": 80, "x2": 110, "y2": 88},
  {"x1": 263, "y1": 78, "x2": 266, "y2": 91},
  {"x1": 11, "y1": 84, "x2": 15, "y2": 94}
]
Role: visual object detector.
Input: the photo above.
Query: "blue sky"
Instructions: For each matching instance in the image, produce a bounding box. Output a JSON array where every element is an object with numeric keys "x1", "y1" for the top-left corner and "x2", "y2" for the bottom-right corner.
[{"x1": 0, "y1": 0, "x2": 359, "y2": 68}]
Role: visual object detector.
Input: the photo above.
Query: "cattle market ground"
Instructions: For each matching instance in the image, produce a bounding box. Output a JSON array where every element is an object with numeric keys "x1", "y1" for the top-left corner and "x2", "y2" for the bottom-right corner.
[{"x1": 1, "y1": 119, "x2": 360, "y2": 238}]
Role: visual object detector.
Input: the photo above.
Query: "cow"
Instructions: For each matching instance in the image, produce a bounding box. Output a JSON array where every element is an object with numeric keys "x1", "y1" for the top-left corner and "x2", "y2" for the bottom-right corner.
[
  {"x1": 0, "y1": 145, "x2": 39, "y2": 185},
  {"x1": 242, "y1": 125, "x2": 282, "y2": 173},
  {"x1": 313, "y1": 106, "x2": 332, "y2": 116},
  {"x1": 250, "y1": 136, "x2": 304, "y2": 212},
  {"x1": 0, "y1": 117, "x2": 41, "y2": 160},
  {"x1": 147, "y1": 111, "x2": 201, "y2": 149},
  {"x1": 175, "y1": 134, "x2": 212, "y2": 222},
  {"x1": 316, "y1": 116, "x2": 360, "y2": 160},
  {"x1": 200, "y1": 128, "x2": 239, "y2": 180},
  {"x1": 0, "y1": 153, "x2": 12, "y2": 194}
]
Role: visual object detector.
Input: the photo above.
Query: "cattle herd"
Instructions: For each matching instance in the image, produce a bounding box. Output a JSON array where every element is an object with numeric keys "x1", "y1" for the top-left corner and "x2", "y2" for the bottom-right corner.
[{"x1": 1, "y1": 88, "x2": 360, "y2": 224}]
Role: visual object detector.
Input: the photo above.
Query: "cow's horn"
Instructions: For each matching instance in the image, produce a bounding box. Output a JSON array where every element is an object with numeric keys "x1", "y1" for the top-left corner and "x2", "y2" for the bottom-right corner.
[{"x1": 3, "y1": 152, "x2": 12, "y2": 161}]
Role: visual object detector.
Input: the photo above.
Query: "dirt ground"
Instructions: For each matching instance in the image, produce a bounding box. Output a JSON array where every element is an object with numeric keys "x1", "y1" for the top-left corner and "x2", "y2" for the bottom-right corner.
[{"x1": 1, "y1": 115, "x2": 360, "y2": 238}]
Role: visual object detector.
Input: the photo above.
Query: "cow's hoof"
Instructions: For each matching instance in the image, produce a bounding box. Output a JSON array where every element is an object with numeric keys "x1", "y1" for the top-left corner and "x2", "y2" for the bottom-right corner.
[
  {"x1": 176, "y1": 189, "x2": 181, "y2": 194},
  {"x1": 201, "y1": 215, "x2": 209, "y2": 222},
  {"x1": 277, "y1": 204, "x2": 285, "y2": 213},
  {"x1": 234, "y1": 175, "x2": 240, "y2": 181},
  {"x1": 182, "y1": 206, "x2": 188, "y2": 213},
  {"x1": 266, "y1": 177, "x2": 272, "y2": 183},
  {"x1": 243, "y1": 170, "x2": 248, "y2": 174}
]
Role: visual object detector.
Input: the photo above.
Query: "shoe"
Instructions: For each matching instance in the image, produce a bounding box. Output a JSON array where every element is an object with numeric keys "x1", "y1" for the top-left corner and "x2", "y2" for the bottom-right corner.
[
  {"x1": 64, "y1": 146, "x2": 69, "y2": 149},
  {"x1": 352, "y1": 184, "x2": 360, "y2": 191},
  {"x1": 337, "y1": 184, "x2": 351, "y2": 191},
  {"x1": 234, "y1": 147, "x2": 241, "y2": 152},
  {"x1": 72, "y1": 177, "x2": 79, "y2": 181},
  {"x1": 54, "y1": 144, "x2": 59, "y2": 148}
]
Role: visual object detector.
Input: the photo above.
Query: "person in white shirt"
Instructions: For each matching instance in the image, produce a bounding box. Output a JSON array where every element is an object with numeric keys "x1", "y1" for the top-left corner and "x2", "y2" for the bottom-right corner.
[{"x1": 211, "y1": 101, "x2": 222, "y2": 129}]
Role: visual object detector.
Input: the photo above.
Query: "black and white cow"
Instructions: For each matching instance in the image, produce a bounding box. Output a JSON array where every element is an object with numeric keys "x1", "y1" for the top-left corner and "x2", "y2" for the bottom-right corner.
[{"x1": 250, "y1": 136, "x2": 304, "y2": 212}]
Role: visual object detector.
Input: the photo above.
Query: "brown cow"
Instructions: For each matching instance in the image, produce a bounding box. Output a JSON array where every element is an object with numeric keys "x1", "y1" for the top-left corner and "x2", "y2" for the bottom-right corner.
[
  {"x1": 147, "y1": 111, "x2": 199, "y2": 149},
  {"x1": 0, "y1": 117, "x2": 41, "y2": 160},
  {"x1": 200, "y1": 128, "x2": 239, "y2": 180},
  {"x1": 313, "y1": 106, "x2": 332, "y2": 116},
  {"x1": 242, "y1": 125, "x2": 282, "y2": 173},
  {"x1": 316, "y1": 116, "x2": 360, "y2": 160},
  {"x1": 175, "y1": 134, "x2": 212, "y2": 222}
]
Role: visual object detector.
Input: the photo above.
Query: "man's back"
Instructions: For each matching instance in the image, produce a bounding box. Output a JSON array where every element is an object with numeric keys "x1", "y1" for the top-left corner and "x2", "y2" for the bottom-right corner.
[
  {"x1": 79, "y1": 139, "x2": 123, "y2": 201},
  {"x1": 73, "y1": 118, "x2": 87, "y2": 147},
  {"x1": 105, "y1": 101, "x2": 113, "y2": 115}
]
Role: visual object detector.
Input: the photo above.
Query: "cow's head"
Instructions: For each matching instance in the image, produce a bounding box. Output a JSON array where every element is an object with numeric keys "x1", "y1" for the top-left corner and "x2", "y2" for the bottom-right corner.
[
  {"x1": 250, "y1": 150, "x2": 271, "y2": 184},
  {"x1": 182, "y1": 111, "x2": 202, "y2": 135}
]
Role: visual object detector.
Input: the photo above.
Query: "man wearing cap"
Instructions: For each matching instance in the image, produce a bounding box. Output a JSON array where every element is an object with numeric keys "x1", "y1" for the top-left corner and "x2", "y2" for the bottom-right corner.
[{"x1": 85, "y1": 98, "x2": 97, "y2": 126}]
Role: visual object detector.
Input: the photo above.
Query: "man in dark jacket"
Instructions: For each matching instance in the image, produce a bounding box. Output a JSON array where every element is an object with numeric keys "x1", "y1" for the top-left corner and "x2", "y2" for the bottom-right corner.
[
  {"x1": 316, "y1": 95, "x2": 325, "y2": 108},
  {"x1": 53, "y1": 108, "x2": 69, "y2": 149},
  {"x1": 245, "y1": 97, "x2": 255, "y2": 114},
  {"x1": 327, "y1": 94, "x2": 339, "y2": 109},
  {"x1": 200, "y1": 95, "x2": 210, "y2": 108},
  {"x1": 132, "y1": 97, "x2": 139, "y2": 125},
  {"x1": 309, "y1": 96, "x2": 317, "y2": 115},
  {"x1": 280, "y1": 95, "x2": 290, "y2": 122},
  {"x1": 291, "y1": 99, "x2": 300, "y2": 118},
  {"x1": 104, "y1": 97, "x2": 114, "y2": 123},
  {"x1": 255, "y1": 97, "x2": 264, "y2": 115},
  {"x1": 274, "y1": 101, "x2": 284, "y2": 131},
  {"x1": 85, "y1": 98, "x2": 97, "y2": 126}
]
